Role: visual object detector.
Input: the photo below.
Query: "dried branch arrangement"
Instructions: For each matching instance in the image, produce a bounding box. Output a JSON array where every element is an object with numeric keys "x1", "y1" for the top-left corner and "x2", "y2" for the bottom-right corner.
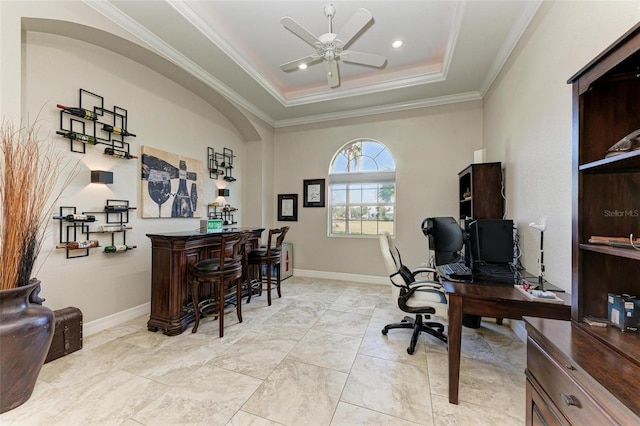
[{"x1": 0, "y1": 120, "x2": 77, "y2": 289}]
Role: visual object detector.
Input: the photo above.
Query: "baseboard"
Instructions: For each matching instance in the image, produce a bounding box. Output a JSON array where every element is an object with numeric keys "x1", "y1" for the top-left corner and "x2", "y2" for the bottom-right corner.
[
  {"x1": 510, "y1": 318, "x2": 527, "y2": 342},
  {"x1": 83, "y1": 302, "x2": 150, "y2": 337},
  {"x1": 83, "y1": 272, "x2": 386, "y2": 336},
  {"x1": 293, "y1": 269, "x2": 387, "y2": 285}
]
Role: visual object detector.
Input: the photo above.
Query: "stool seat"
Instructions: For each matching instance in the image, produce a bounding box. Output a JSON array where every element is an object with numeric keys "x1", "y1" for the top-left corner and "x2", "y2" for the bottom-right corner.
[
  {"x1": 194, "y1": 258, "x2": 240, "y2": 273},
  {"x1": 248, "y1": 248, "x2": 280, "y2": 260}
]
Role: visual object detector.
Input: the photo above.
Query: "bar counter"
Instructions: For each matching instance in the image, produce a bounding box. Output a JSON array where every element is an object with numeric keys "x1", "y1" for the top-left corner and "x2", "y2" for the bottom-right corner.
[{"x1": 146, "y1": 227, "x2": 264, "y2": 335}]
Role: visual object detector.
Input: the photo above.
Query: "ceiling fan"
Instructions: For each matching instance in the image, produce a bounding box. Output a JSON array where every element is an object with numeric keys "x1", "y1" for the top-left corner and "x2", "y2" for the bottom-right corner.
[{"x1": 279, "y1": 4, "x2": 387, "y2": 88}]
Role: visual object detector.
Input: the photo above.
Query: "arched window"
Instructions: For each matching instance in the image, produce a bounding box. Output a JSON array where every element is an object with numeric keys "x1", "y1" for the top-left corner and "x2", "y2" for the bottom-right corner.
[{"x1": 328, "y1": 139, "x2": 396, "y2": 236}]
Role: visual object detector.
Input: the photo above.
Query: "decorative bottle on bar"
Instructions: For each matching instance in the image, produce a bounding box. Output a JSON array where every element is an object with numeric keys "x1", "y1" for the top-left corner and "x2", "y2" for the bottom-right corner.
[
  {"x1": 55, "y1": 131, "x2": 97, "y2": 144},
  {"x1": 104, "y1": 244, "x2": 137, "y2": 253},
  {"x1": 102, "y1": 124, "x2": 136, "y2": 137},
  {"x1": 52, "y1": 214, "x2": 96, "y2": 222},
  {"x1": 56, "y1": 104, "x2": 98, "y2": 121},
  {"x1": 56, "y1": 240, "x2": 99, "y2": 249},
  {"x1": 104, "y1": 147, "x2": 138, "y2": 159}
]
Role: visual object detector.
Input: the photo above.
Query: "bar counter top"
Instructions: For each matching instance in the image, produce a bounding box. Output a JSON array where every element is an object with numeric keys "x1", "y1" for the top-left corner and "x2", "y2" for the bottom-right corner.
[{"x1": 146, "y1": 227, "x2": 264, "y2": 239}]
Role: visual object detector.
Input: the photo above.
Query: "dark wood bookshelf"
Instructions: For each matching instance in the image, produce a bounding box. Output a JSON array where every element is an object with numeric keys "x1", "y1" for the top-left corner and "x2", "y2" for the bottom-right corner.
[
  {"x1": 457, "y1": 162, "x2": 503, "y2": 221},
  {"x1": 525, "y1": 23, "x2": 640, "y2": 425}
]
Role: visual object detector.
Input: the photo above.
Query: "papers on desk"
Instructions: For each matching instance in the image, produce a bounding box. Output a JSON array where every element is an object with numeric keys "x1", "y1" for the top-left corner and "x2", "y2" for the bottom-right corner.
[{"x1": 514, "y1": 285, "x2": 565, "y2": 304}]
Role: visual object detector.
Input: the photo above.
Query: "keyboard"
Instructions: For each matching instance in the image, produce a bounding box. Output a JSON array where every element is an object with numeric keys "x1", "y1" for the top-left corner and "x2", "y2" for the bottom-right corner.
[{"x1": 437, "y1": 263, "x2": 473, "y2": 279}]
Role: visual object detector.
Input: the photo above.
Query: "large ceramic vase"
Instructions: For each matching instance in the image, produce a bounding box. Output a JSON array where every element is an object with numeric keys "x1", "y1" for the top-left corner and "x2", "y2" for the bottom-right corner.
[{"x1": 0, "y1": 281, "x2": 54, "y2": 413}]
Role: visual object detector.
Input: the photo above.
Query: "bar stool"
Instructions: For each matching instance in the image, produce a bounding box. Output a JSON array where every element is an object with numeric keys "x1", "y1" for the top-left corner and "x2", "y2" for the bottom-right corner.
[
  {"x1": 191, "y1": 233, "x2": 247, "y2": 337},
  {"x1": 247, "y1": 226, "x2": 289, "y2": 306}
]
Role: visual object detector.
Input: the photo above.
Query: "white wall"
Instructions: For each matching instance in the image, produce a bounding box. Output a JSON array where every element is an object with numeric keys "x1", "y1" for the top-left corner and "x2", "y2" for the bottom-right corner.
[
  {"x1": 274, "y1": 102, "x2": 483, "y2": 278},
  {"x1": 483, "y1": 0, "x2": 640, "y2": 291}
]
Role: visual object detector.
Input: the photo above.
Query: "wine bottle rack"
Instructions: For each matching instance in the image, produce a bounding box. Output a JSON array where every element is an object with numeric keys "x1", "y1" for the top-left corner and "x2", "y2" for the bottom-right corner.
[
  {"x1": 207, "y1": 203, "x2": 238, "y2": 226},
  {"x1": 207, "y1": 147, "x2": 236, "y2": 181},
  {"x1": 56, "y1": 88, "x2": 137, "y2": 160},
  {"x1": 55, "y1": 199, "x2": 135, "y2": 259}
]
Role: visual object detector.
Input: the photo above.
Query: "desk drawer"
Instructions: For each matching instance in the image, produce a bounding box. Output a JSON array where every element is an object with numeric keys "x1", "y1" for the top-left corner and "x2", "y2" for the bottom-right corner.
[{"x1": 527, "y1": 338, "x2": 609, "y2": 425}]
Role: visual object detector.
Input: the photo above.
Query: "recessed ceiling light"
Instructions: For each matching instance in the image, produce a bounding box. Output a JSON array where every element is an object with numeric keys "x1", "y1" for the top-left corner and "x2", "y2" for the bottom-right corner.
[
  {"x1": 298, "y1": 63, "x2": 308, "y2": 70},
  {"x1": 392, "y1": 40, "x2": 404, "y2": 49}
]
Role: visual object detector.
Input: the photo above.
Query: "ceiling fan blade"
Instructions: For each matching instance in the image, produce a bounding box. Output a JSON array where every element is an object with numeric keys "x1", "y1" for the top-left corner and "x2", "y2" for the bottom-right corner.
[
  {"x1": 337, "y1": 8, "x2": 373, "y2": 48},
  {"x1": 281, "y1": 17, "x2": 321, "y2": 48},
  {"x1": 280, "y1": 54, "x2": 322, "y2": 72},
  {"x1": 325, "y1": 60, "x2": 339, "y2": 88},
  {"x1": 341, "y1": 50, "x2": 387, "y2": 68}
]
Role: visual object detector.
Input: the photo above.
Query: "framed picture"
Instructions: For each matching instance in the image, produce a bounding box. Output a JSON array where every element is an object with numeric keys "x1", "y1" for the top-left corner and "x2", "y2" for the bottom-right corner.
[
  {"x1": 303, "y1": 179, "x2": 325, "y2": 208},
  {"x1": 140, "y1": 145, "x2": 203, "y2": 218},
  {"x1": 278, "y1": 194, "x2": 298, "y2": 221}
]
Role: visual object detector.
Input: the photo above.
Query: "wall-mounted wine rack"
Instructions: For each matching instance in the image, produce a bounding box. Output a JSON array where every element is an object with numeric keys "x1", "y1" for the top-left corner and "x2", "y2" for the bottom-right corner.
[
  {"x1": 207, "y1": 147, "x2": 236, "y2": 181},
  {"x1": 54, "y1": 199, "x2": 136, "y2": 259},
  {"x1": 56, "y1": 88, "x2": 137, "y2": 160},
  {"x1": 207, "y1": 203, "x2": 238, "y2": 226}
]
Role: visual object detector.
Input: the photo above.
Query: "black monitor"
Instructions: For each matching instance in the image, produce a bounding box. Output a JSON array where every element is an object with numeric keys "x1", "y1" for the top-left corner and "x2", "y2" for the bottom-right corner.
[
  {"x1": 468, "y1": 219, "x2": 514, "y2": 265},
  {"x1": 422, "y1": 217, "x2": 464, "y2": 265}
]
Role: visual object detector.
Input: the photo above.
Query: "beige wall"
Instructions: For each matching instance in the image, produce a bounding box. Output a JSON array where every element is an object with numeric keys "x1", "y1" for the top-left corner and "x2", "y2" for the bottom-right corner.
[
  {"x1": 483, "y1": 0, "x2": 640, "y2": 291},
  {"x1": 24, "y1": 30, "x2": 247, "y2": 322},
  {"x1": 274, "y1": 102, "x2": 483, "y2": 277}
]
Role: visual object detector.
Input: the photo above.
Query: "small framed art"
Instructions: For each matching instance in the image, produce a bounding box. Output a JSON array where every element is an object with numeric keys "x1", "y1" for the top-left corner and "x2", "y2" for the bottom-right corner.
[
  {"x1": 303, "y1": 179, "x2": 325, "y2": 208},
  {"x1": 277, "y1": 194, "x2": 298, "y2": 221}
]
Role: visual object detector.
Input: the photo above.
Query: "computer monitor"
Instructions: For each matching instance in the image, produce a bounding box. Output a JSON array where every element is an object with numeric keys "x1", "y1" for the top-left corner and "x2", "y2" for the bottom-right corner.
[
  {"x1": 422, "y1": 217, "x2": 465, "y2": 265},
  {"x1": 468, "y1": 219, "x2": 514, "y2": 265}
]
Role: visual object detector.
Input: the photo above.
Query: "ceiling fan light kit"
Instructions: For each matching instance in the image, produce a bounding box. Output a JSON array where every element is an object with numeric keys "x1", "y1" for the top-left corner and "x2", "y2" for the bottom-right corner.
[{"x1": 279, "y1": 3, "x2": 387, "y2": 88}]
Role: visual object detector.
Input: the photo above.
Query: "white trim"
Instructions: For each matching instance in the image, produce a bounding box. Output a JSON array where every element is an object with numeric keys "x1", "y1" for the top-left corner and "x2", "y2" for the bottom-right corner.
[
  {"x1": 479, "y1": 0, "x2": 543, "y2": 96},
  {"x1": 510, "y1": 318, "x2": 527, "y2": 343},
  {"x1": 293, "y1": 269, "x2": 388, "y2": 285},
  {"x1": 83, "y1": 302, "x2": 150, "y2": 337},
  {"x1": 329, "y1": 170, "x2": 396, "y2": 184},
  {"x1": 83, "y1": 0, "x2": 275, "y2": 126},
  {"x1": 274, "y1": 91, "x2": 482, "y2": 128},
  {"x1": 441, "y1": 0, "x2": 466, "y2": 78},
  {"x1": 166, "y1": 0, "x2": 287, "y2": 106}
]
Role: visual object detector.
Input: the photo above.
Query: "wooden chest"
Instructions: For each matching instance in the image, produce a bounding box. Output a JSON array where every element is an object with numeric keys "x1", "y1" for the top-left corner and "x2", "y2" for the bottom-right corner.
[{"x1": 44, "y1": 307, "x2": 83, "y2": 363}]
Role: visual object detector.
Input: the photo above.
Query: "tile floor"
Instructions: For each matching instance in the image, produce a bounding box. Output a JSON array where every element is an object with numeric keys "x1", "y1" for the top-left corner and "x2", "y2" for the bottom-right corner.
[{"x1": 0, "y1": 277, "x2": 526, "y2": 425}]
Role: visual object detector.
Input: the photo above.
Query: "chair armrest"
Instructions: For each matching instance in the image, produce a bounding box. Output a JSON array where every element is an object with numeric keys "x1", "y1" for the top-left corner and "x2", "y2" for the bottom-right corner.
[
  {"x1": 411, "y1": 267, "x2": 436, "y2": 281},
  {"x1": 408, "y1": 280, "x2": 442, "y2": 290},
  {"x1": 400, "y1": 285, "x2": 447, "y2": 305},
  {"x1": 412, "y1": 266, "x2": 436, "y2": 274}
]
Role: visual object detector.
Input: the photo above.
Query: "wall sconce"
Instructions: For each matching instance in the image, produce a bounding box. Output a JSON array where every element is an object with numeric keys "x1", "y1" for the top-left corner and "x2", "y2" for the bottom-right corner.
[
  {"x1": 218, "y1": 189, "x2": 230, "y2": 197},
  {"x1": 91, "y1": 170, "x2": 113, "y2": 184}
]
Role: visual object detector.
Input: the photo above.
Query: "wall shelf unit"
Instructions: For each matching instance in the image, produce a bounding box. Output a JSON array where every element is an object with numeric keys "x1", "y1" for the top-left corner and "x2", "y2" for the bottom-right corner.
[
  {"x1": 458, "y1": 162, "x2": 504, "y2": 221},
  {"x1": 56, "y1": 88, "x2": 137, "y2": 160},
  {"x1": 55, "y1": 199, "x2": 135, "y2": 258}
]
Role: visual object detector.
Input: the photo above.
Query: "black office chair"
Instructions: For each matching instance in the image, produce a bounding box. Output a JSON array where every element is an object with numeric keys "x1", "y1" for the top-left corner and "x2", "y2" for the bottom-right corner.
[
  {"x1": 422, "y1": 217, "x2": 482, "y2": 328},
  {"x1": 378, "y1": 232, "x2": 447, "y2": 354}
]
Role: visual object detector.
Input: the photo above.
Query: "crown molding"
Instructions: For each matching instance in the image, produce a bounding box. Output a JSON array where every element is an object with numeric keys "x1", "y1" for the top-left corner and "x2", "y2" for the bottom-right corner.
[
  {"x1": 441, "y1": 1, "x2": 466, "y2": 77},
  {"x1": 166, "y1": 0, "x2": 288, "y2": 106},
  {"x1": 166, "y1": 0, "x2": 450, "y2": 108},
  {"x1": 479, "y1": 0, "x2": 543, "y2": 96},
  {"x1": 83, "y1": 0, "x2": 275, "y2": 126},
  {"x1": 275, "y1": 91, "x2": 482, "y2": 128},
  {"x1": 282, "y1": 71, "x2": 446, "y2": 107}
]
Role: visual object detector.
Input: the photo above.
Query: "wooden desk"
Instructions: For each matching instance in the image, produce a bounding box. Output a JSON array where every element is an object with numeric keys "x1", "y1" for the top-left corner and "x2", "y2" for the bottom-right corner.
[
  {"x1": 146, "y1": 228, "x2": 263, "y2": 336},
  {"x1": 442, "y1": 280, "x2": 571, "y2": 404}
]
